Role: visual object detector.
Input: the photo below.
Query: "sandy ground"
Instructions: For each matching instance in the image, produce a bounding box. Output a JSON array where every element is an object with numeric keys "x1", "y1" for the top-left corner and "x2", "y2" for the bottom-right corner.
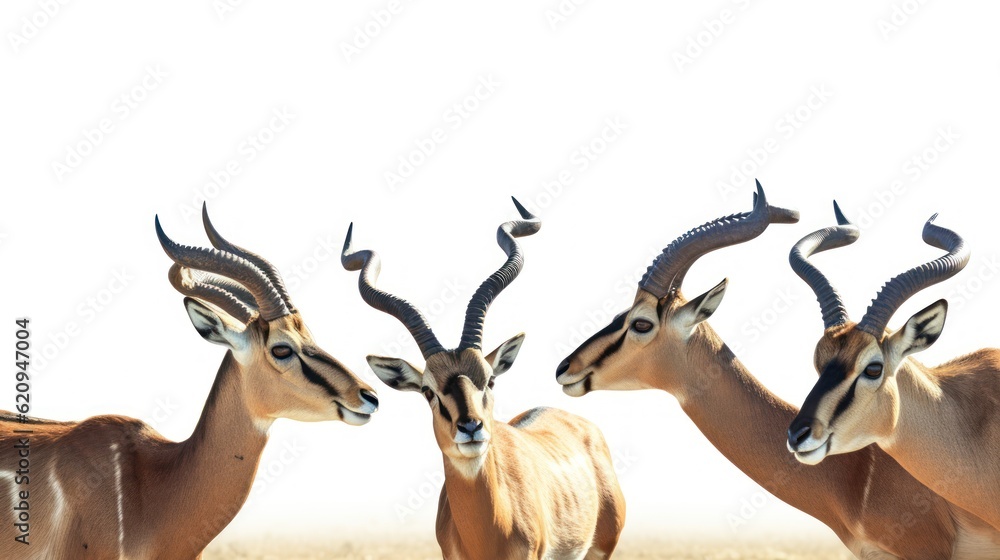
[{"x1": 205, "y1": 538, "x2": 854, "y2": 559}]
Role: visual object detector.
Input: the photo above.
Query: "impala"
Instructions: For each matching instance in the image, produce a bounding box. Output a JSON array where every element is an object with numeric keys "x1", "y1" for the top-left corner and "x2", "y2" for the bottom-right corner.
[
  {"x1": 343, "y1": 198, "x2": 625, "y2": 560},
  {"x1": 786, "y1": 205, "x2": 1000, "y2": 534},
  {"x1": 0, "y1": 205, "x2": 378, "y2": 559},
  {"x1": 556, "y1": 184, "x2": 1000, "y2": 558}
]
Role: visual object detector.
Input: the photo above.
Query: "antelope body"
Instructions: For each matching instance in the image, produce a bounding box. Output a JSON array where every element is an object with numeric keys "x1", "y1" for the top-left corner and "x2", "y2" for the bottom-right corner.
[
  {"x1": 0, "y1": 207, "x2": 377, "y2": 559},
  {"x1": 557, "y1": 185, "x2": 1000, "y2": 559},
  {"x1": 786, "y1": 204, "x2": 1000, "y2": 536},
  {"x1": 344, "y1": 199, "x2": 625, "y2": 559}
]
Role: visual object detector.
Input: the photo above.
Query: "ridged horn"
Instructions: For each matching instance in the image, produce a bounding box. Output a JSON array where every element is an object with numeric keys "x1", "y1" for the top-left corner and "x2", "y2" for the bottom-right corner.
[
  {"x1": 341, "y1": 223, "x2": 445, "y2": 358},
  {"x1": 167, "y1": 264, "x2": 257, "y2": 324},
  {"x1": 156, "y1": 216, "x2": 291, "y2": 321},
  {"x1": 638, "y1": 180, "x2": 800, "y2": 297},
  {"x1": 202, "y1": 203, "x2": 296, "y2": 313},
  {"x1": 856, "y1": 214, "x2": 969, "y2": 336},
  {"x1": 459, "y1": 197, "x2": 541, "y2": 351},
  {"x1": 788, "y1": 201, "x2": 859, "y2": 329}
]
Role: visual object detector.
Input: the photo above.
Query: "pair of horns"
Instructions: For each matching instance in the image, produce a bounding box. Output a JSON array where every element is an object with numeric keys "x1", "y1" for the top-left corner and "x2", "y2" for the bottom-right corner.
[
  {"x1": 638, "y1": 180, "x2": 800, "y2": 298},
  {"x1": 790, "y1": 203, "x2": 969, "y2": 335},
  {"x1": 156, "y1": 204, "x2": 295, "y2": 323},
  {"x1": 342, "y1": 197, "x2": 540, "y2": 359}
]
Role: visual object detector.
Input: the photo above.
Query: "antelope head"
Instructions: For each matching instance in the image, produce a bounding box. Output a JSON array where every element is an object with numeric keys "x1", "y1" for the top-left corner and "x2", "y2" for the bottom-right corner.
[
  {"x1": 155, "y1": 205, "x2": 379, "y2": 426},
  {"x1": 786, "y1": 204, "x2": 969, "y2": 465},
  {"x1": 343, "y1": 198, "x2": 538, "y2": 464},
  {"x1": 556, "y1": 181, "x2": 799, "y2": 397}
]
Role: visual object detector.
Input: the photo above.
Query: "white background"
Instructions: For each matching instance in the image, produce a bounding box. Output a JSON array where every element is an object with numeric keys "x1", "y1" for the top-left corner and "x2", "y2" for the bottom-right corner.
[{"x1": 3, "y1": 0, "x2": 1000, "y2": 548}]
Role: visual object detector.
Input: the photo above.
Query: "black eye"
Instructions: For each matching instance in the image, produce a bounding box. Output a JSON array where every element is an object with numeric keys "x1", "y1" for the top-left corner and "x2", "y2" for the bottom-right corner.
[
  {"x1": 864, "y1": 363, "x2": 883, "y2": 379},
  {"x1": 487, "y1": 378, "x2": 495, "y2": 389},
  {"x1": 271, "y1": 345, "x2": 293, "y2": 359},
  {"x1": 631, "y1": 319, "x2": 654, "y2": 333},
  {"x1": 421, "y1": 387, "x2": 434, "y2": 402}
]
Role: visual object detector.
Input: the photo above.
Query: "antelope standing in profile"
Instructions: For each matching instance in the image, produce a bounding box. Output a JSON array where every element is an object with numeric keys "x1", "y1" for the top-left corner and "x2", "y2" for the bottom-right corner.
[
  {"x1": 786, "y1": 205, "x2": 1000, "y2": 535},
  {"x1": 0, "y1": 206, "x2": 378, "y2": 559},
  {"x1": 343, "y1": 198, "x2": 625, "y2": 560},
  {"x1": 556, "y1": 184, "x2": 1000, "y2": 558}
]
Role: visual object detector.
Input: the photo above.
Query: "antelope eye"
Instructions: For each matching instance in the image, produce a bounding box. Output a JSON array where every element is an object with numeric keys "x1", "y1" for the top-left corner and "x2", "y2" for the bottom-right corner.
[
  {"x1": 271, "y1": 345, "x2": 293, "y2": 359},
  {"x1": 487, "y1": 378, "x2": 495, "y2": 390},
  {"x1": 864, "y1": 363, "x2": 883, "y2": 378},
  {"x1": 631, "y1": 319, "x2": 654, "y2": 333},
  {"x1": 421, "y1": 387, "x2": 434, "y2": 402}
]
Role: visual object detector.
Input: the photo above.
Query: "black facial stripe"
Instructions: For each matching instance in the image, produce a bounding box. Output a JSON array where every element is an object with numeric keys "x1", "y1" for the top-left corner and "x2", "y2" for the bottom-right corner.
[
  {"x1": 443, "y1": 372, "x2": 487, "y2": 393},
  {"x1": 442, "y1": 375, "x2": 459, "y2": 396},
  {"x1": 578, "y1": 311, "x2": 628, "y2": 353},
  {"x1": 438, "y1": 399, "x2": 452, "y2": 421},
  {"x1": 305, "y1": 349, "x2": 342, "y2": 370},
  {"x1": 296, "y1": 356, "x2": 341, "y2": 398},
  {"x1": 830, "y1": 374, "x2": 861, "y2": 424},
  {"x1": 454, "y1": 390, "x2": 472, "y2": 421},
  {"x1": 798, "y1": 360, "x2": 849, "y2": 422},
  {"x1": 593, "y1": 331, "x2": 627, "y2": 368}
]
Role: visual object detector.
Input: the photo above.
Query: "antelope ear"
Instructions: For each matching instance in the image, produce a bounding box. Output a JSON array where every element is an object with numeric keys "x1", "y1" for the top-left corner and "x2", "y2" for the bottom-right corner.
[
  {"x1": 485, "y1": 333, "x2": 525, "y2": 377},
  {"x1": 366, "y1": 355, "x2": 424, "y2": 392},
  {"x1": 675, "y1": 279, "x2": 728, "y2": 328},
  {"x1": 888, "y1": 299, "x2": 948, "y2": 359},
  {"x1": 184, "y1": 297, "x2": 251, "y2": 356}
]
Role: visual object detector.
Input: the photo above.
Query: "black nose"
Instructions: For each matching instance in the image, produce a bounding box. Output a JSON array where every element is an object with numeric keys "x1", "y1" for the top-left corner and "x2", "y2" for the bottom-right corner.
[
  {"x1": 456, "y1": 418, "x2": 484, "y2": 435},
  {"x1": 360, "y1": 389, "x2": 379, "y2": 409},
  {"x1": 556, "y1": 358, "x2": 571, "y2": 378},
  {"x1": 788, "y1": 422, "x2": 812, "y2": 447}
]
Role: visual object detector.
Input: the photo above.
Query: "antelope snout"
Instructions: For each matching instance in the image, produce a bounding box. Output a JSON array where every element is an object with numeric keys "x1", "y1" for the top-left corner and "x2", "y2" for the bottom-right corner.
[
  {"x1": 336, "y1": 387, "x2": 379, "y2": 426},
  {"x1": 359, "y1": 388, "x2": 379, "y2": 413},
  {"x1": 555, "y1": 358, "x2": 571, "y2": 378},
  {"x1": 454, "y1": 417, "x2": 489, "y2": 445},
  {"x1": 787, "y1": 420, "x2": 814, "y2": 450},
  {"x1": 786, "y1": 416, "x2": 832, "y2": 464},
  {"x1": 456, "y1": 417, "x2": 484, "y2": 437}
]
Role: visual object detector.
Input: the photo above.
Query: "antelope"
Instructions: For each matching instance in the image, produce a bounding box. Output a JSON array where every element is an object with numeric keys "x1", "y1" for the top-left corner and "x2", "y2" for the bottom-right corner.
[
  {"x1": 786, "y1": 204, "x2": 1000, "y2": 535},
  {"x1": 555, "y1": 184, "x2": 1000, "y2": 559},
  {"x1": 342, "y1": 198, "x2": 625, "y2": 560},
  {"x1": 0, "y1": 206, "x2": 378, "y2": 559}
]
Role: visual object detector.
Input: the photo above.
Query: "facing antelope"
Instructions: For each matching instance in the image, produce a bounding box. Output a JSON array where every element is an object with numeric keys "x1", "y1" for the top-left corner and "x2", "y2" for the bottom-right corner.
[
  {"x1": 786, "y1": 204, "x2": 1000, "y2": 534},
  {"x1": 556, "y1": 183, "x2": 1000, "y2": 559},
  {"x1": 0, "y1": 206, "x2": 378, "y2": 559},
  {"x1": 343, "y1": 198, "x2": 625, "y2": 560}
]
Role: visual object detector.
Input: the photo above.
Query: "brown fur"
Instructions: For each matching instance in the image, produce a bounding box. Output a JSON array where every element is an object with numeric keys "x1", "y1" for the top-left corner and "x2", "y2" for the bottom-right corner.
[
  {"x1": 560, "y1": 290, "x2": 1000, "y2": 559},
  {"x1": 373, "y1": 348, "x2": 625, "y2": 559},
  {"x1": 436, "y1": 409, "x2": 625, "y2": 560},
  {"x1": 799, "y1": 316, "x2": 1000, "y2": 535},
  {"x1": 0, "y1": 311, "x2": 375, "y2": 559}
]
